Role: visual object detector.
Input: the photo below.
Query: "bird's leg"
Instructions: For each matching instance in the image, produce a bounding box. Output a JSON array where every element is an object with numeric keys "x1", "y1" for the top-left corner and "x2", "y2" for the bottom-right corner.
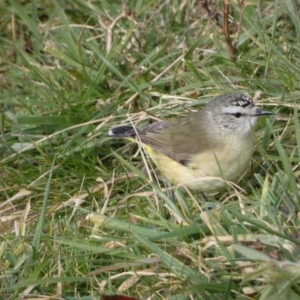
[
  {"x1": 200, "y1": 192, "x2": 208, "y2": 202},
  {"x1": 168, "y1": 188, "x2": 176, "y2": 202}
]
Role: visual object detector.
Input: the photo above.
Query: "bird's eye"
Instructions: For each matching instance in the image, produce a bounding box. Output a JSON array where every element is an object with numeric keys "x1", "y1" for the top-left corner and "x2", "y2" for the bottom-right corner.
[{"x1": 233, "y1": 113, "x2": 242, "y2": 118}]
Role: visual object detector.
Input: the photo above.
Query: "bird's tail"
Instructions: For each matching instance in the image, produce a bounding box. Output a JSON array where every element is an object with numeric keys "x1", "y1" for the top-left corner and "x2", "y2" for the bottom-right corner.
[{"x1": 108, "y1": 126, "x2": 136, "y2": 137}]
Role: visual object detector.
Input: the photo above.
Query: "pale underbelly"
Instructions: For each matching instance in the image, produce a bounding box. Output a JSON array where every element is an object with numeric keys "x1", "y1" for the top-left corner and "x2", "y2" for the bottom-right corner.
[{"x1": 144, "y1": 143, "x2": 253, "y2": 192}]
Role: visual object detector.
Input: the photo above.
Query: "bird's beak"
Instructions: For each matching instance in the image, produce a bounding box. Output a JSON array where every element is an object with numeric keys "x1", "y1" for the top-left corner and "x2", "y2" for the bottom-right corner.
[{"x1": 254, "y1": 108, "x2": 275, "y2": 116}]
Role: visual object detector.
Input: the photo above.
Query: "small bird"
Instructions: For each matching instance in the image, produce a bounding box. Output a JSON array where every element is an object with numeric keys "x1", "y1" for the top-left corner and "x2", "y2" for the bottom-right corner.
[{"x1": 108, "y1": 93, "x2": 274, "y2": 193}]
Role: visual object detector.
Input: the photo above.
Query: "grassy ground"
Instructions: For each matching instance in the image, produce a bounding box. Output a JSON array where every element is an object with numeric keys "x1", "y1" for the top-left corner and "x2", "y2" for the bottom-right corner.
[{"x1": 1, "y1": 0, "x2": 300, "y2": 299}]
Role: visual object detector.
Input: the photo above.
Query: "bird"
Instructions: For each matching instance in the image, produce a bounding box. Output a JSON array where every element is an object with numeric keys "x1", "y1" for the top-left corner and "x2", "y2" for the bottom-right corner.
[{"x1": 108, "y1": 93, "x2": 274, "y2": 193}]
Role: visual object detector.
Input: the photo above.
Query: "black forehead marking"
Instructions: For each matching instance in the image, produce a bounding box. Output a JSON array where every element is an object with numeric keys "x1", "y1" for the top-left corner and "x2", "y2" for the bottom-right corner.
[{"x1": 231, "y1": 95, "x2": 254, "y2": 108}]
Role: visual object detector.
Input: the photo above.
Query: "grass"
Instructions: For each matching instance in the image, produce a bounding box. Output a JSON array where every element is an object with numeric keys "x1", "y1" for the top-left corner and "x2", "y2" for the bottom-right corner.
[{"x1": 1, "y1": 0, "x2": 300, "y2": 299}]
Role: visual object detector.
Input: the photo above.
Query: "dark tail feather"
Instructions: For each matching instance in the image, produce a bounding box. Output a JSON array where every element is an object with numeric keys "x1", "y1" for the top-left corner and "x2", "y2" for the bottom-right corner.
[{"x1": 108, "y1": 126, "x2": 135, "y2": 137}]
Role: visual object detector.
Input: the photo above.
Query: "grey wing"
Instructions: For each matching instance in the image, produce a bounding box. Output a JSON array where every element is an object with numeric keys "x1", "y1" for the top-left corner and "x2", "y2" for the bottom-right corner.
[{"x1": 129, "y1": 120, "x2": 193, "y2": 165}]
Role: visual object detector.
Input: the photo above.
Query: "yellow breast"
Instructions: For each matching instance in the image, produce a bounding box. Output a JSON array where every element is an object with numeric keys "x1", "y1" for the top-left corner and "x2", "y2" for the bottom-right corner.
[{"x1": 144, "y1": 136, "x2": 253, "y2": 192}]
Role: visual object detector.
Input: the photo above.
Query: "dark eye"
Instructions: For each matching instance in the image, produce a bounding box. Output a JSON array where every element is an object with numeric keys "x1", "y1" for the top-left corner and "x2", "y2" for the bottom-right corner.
[{"x1": 233, "y1": 113, "x2": 242, "y2": 118}]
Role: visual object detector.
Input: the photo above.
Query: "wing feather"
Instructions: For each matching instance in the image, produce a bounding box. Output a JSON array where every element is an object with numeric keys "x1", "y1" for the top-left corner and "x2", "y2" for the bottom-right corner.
[{"x1": 113, "y1": 113, "x2": 219, "y2": 166}]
